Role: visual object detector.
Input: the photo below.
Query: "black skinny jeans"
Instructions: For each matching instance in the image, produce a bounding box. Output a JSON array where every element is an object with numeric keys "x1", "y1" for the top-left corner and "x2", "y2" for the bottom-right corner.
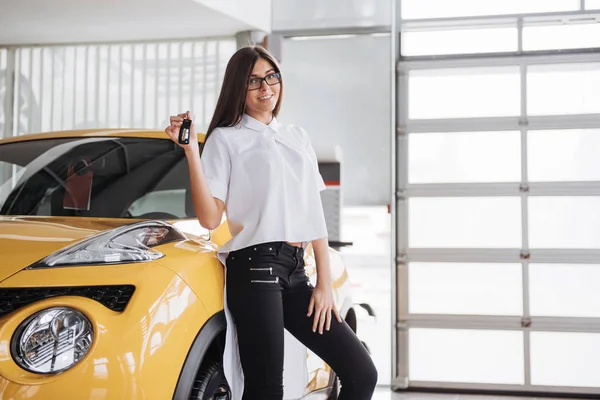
[{"x1": 226, "y1": 241, "x2": 378, "y2": 400}]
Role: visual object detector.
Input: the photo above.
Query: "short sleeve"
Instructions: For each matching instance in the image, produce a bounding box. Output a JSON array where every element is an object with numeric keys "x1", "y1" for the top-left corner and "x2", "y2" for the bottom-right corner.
[
  {"x1": 301, "y1": 128, "x2": 327, "y2": 192},
  {"x1": 200, "y1": 130, "x2": 231, "y2": 202}
]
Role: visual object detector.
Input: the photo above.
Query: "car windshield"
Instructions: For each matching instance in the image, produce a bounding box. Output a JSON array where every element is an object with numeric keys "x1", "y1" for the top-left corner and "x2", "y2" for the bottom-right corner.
[{"x1": 0, "y1": 137, "x2": 200, "y2": 219}]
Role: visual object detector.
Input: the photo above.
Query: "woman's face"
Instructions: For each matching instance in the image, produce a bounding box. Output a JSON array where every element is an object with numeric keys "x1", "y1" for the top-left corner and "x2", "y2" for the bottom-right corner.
[{"x1": 245, "y1": 57, "x2": 280, "y2": 116}]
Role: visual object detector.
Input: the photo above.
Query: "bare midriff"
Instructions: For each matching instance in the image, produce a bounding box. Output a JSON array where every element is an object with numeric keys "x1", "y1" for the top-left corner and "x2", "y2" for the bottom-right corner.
[{"x1": 286, "y1": 241, "x2": 303, "y2": 248}]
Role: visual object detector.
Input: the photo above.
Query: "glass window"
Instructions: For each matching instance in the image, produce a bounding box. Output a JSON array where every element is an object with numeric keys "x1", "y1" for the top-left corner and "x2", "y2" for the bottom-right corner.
[
  {"x1": 409, "y1": 131, "x2": 521, "y2": 183},
  {"x1": 409, "y1": 262, "x2": 523, "y2": 315},
  {"x1": 409, "y1": 67, "x2": 521, "y2": 119},
  {"x1": 524, "y1": 23, "x2": 600, "y2": 51},
  {"x1": 409, "y1": 197, "x2": 522, "y2": 248},
  {"x1": 409, "y1": 328, "x2": 524, "y2": 384},
  {"x1": 528, "y1": 63, "x2": 600, "y2": 116},
  {"x1": 529, "y1": 196, "x2": 600, "y2": 249},
  {"x1": 403, "y1": 27, "x2": 517, "y2": 56},
  {"x1": 8, "y1": 39, "x2": 236, "y2": 138},
  {"x1": 528, "y1": 129, "x2": 600, "y2": 182},
  {"x1": 402, "y1": 0, "x2": 578, "y2": 19},
  {"x1": 0, "y1": 137, "x2": 197, "y2": 220},
  {"x1": 530, "y1": 264, "x2": 600, "y2": 317},
  {"x1": 531, "y1": 332, "x2": 600, "y2": 387}
]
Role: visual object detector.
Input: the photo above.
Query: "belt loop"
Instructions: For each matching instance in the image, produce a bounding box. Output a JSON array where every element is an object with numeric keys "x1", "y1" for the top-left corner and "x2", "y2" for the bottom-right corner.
[{"x1": 276, "y1": 242, "x2": 282, "y2": 256}]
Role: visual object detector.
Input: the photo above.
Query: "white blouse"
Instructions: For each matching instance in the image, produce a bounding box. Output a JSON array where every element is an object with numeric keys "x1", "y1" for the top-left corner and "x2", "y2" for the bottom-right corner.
[{"x1": 200, "y1": 113, "x2": 329, "y2": 400}]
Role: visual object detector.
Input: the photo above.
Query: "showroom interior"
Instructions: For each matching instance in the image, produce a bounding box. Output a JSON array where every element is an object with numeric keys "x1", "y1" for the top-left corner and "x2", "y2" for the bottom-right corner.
[{"x1": 1, "y1": 0, "x2": 600, "y2": 399}]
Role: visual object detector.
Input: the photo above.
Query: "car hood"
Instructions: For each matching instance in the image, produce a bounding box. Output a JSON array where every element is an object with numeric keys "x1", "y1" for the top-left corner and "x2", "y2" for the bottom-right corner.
[{"x1": 0, "y1": 216, "x2": 186, "y2": 283}]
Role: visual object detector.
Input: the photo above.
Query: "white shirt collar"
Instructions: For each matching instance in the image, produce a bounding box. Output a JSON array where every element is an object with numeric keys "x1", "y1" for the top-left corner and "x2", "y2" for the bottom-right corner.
[{"x1": 241, "y1": 113, "x2": 280, "y2": 134}]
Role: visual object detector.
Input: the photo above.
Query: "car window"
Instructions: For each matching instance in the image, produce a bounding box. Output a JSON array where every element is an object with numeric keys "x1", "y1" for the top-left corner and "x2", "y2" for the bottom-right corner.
[{"x1": 0, "y1": 137, "x2": 200, "y2": 220}]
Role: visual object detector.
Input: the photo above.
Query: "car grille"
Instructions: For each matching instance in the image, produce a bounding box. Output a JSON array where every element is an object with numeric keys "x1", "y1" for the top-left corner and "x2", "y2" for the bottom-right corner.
[{"x1": 0, "y1": 285, "x2": 135, "y2": 318}]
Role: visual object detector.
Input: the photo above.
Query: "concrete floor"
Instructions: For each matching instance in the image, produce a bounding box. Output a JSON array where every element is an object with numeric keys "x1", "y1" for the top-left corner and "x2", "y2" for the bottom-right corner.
[{"x1": 372, "y1": 390, "x2": 579, "y2": 400}]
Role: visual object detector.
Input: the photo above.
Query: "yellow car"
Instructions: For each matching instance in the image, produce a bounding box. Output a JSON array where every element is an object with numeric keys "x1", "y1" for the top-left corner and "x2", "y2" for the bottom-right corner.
[{"x1": 0, "y1": 129, "x2": 371, "y2": 400}]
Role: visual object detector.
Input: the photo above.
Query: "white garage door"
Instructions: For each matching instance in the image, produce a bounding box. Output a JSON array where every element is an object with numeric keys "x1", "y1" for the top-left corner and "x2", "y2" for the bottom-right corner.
[{"x1": 396, "y1": 1, "x2": 600, "y2": 395}]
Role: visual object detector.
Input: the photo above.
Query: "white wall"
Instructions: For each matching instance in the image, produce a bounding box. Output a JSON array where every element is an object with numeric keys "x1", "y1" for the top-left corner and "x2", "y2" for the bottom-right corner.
[
  {"x1": 198, "y1": 0, "x2": 272, "y2": 33},
  {"x1": 278, "y1": 34, "x2": 392, "y2": 206},
  {"x1": 273, "y1": 0, "x2": 391, "y2": 31}
]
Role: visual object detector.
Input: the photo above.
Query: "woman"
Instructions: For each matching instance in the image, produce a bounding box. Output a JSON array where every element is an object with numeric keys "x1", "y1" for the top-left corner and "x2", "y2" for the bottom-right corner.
[{"x1": 165, "y1": 45, "x2": 377, "y2": 400}]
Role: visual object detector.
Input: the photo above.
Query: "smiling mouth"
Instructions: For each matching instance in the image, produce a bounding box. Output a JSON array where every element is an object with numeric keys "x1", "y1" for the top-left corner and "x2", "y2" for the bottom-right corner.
[{"x1": 258, "y1": 94, "x2": 273, "y2": 100}]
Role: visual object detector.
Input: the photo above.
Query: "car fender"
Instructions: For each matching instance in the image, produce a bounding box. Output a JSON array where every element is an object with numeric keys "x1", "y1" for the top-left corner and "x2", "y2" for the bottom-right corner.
[{"x1": 172, "y1": 311, "x2": 226, "y2": 400}]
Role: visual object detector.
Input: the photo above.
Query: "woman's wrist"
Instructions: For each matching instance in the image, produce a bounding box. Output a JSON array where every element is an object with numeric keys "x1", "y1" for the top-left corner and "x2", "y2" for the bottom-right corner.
[
  {"x1": 184, "y1": 145, "x2": 200, "y2": 158},
  {"x1": 315, "y1": 276, "x2": 331, "y2": 288}
]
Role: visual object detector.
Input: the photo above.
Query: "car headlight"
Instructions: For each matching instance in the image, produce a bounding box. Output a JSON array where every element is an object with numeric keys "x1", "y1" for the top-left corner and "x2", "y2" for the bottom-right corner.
[
  {"x1": 11, "y1": 307, "x2": 93, "y2": 374},
  {"x1": 27, "y1": 221, "x2": 186, "y2": 269}
]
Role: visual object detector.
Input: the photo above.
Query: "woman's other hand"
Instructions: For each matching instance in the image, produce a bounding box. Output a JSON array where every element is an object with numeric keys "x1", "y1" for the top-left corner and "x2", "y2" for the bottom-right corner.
[{"x1": 307, "y1": 283, "x2": 343, "y2": 334}]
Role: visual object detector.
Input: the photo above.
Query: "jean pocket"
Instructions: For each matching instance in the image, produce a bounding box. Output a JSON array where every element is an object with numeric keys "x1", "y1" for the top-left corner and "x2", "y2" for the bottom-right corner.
[
  {"x1": 249, "y1": 266, "x2": 273, "y2": 273},
  {"x1": 250, "y1": 270, "x2": 279, "y2": 284},
  {"x1": 248, "y1": 265, "x2": 280, "y2": 284},
  {"x1": 250, "y1": 277, "x2": 280, "y2": 284}
]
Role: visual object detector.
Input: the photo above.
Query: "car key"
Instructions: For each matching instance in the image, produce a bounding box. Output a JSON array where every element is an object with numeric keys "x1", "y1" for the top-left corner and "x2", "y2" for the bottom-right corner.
[{"x1": 178, "y1": 118, "x2": 192, "y2": 145}]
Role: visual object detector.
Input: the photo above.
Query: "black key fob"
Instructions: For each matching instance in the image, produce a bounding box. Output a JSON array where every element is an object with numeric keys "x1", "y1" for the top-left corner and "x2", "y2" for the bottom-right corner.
[{"x1": 178, "y1": 118, "x2": 192, "y2": 145}]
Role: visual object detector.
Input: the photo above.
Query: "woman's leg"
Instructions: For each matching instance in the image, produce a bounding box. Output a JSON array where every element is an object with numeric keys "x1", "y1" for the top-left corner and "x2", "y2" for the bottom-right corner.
[
  {"x1": 226, "y1": 254, "x2": 285, "y2": 400},
  {"x1": 283, "y1": 282, "x2": 378, "y2": 399}
]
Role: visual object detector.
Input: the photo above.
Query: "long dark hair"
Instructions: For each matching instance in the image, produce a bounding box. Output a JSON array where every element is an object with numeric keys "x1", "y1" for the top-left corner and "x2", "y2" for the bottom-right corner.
[{"x1": 203, "y1": 45, "x2": 283, "y2": 149}]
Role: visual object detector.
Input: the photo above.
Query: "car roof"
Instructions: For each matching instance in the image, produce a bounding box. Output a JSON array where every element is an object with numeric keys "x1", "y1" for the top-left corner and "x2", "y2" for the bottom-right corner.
[{"x1": 0, "y1": 129, "x2": 207, "y2": 145}]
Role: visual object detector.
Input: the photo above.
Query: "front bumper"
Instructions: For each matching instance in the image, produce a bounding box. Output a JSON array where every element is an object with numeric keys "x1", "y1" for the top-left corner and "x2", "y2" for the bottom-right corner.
[{"x1": 0, "y1": 263, "x2": 211, "y2": 400}]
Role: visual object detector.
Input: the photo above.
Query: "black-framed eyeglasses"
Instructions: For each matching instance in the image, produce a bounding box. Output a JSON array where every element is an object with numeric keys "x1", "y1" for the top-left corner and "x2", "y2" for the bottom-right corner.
[{"x1": 248, "y1": 72, "x2": 281, "y2": 91}]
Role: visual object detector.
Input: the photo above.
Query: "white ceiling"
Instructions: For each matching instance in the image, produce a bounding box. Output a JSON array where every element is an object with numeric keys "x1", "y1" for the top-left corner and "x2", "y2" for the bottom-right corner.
[{"x1": 0, "y1": 0, "x2": 266, "y2": 45}]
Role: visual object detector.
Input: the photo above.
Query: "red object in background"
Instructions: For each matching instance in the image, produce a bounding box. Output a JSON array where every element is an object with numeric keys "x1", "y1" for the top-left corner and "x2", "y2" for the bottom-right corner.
[{"x1": 63, "y1": 157, "x2": 93, "y2": 210}]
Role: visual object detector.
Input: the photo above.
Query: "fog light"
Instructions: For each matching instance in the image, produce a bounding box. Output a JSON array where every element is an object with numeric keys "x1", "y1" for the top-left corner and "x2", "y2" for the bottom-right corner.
[{"x1": 11, "y1": 307, "x2": 93, "y2": 374}]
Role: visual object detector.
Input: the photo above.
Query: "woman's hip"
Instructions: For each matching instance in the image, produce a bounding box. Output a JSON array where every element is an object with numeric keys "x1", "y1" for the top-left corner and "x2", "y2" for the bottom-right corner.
[{"x1": 226, "y1": 241, "x2": 308, "y2": 288}]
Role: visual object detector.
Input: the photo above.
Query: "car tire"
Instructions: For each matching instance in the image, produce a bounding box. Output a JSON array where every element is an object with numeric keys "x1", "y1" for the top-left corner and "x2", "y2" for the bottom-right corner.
[
  {"x1": 190, "y1": 360, "x2": 231, "y2": 400},
  {"x1": 327, "y1": 374, "x2": 340, "y2": 399}
]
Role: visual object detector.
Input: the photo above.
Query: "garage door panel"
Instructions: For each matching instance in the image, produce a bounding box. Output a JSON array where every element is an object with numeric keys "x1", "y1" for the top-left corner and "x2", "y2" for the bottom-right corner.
[
  {"x1": 531, "y1": 331, "x2": 600, "y2": 387},
  {"x1": 409, "y1": 262, "x2": 523, "y2": 315},
  {"x1": 409, "y1": 131, "x2": 522, "y2": 184},
  {"x1": 524, "y1": 24, "x2": 600, "y2": 51},
  {"x1": 530, "y1": 264, "x2": 600, "y2": 318},
  {"x1": 529, "y1": 196, "x2": 600, "y2": 249},
  {"x1": 408, "y1": 67, "x2": 521, "y2": 120},
  {"x1": 409, "y1": 197, "x2": 522, "y2": 248},
  {"x1": 588, "y1": 0, "x2": 600, "y2": 9},
  {"x1": 528, "y1": 129, "x2": 600, "y2": 182},
  {"x1": 403, "y1": 28, "x2": 518, "y2": 56},
  {"x1": 409, "y1": 328, "x2": 524, "y2": 384},
  {"x1": 401, "y1": 0, "x2": 578, "y2": 19},
  {"x1": 528, "y1": 63, "x2": 600, "y2": 116}
]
